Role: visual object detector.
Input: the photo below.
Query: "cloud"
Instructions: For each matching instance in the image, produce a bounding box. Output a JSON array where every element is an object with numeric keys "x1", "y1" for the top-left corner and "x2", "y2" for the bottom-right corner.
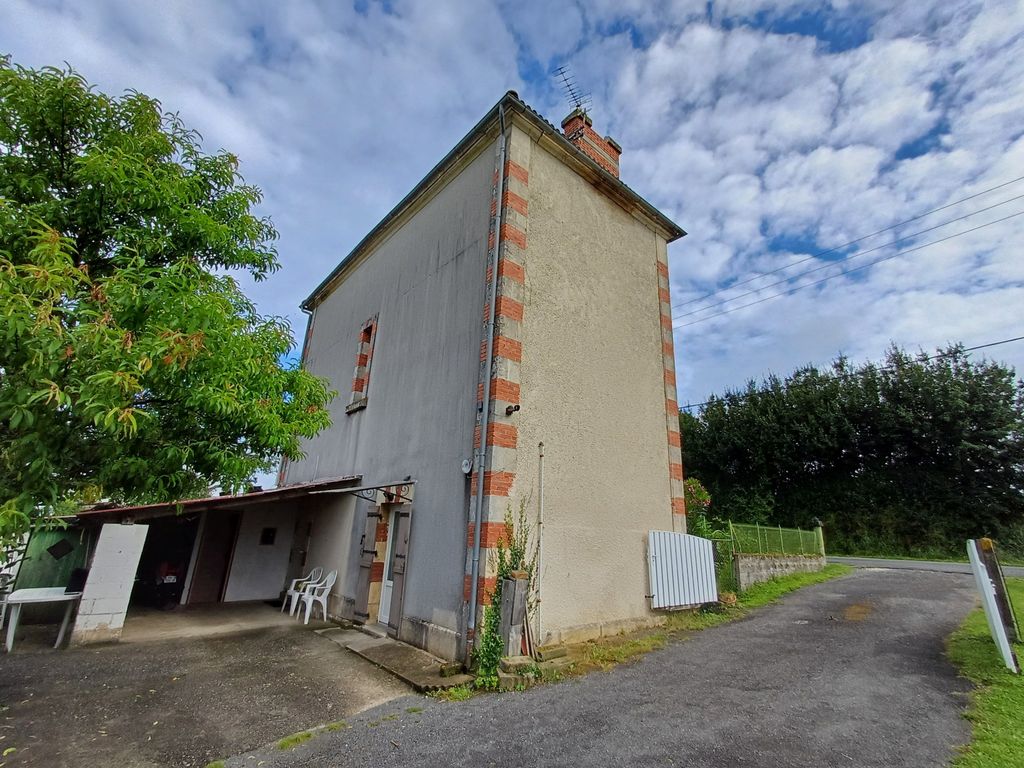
[{"x1": 2, "y1": 0, "x2": 1022, "y2": 418}]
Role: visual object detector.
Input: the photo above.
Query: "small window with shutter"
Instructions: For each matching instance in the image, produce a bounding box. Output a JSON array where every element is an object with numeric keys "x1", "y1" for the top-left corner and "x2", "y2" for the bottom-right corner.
[{"x1": 346, "y1": 316, "x2": 377, "y2": 413}]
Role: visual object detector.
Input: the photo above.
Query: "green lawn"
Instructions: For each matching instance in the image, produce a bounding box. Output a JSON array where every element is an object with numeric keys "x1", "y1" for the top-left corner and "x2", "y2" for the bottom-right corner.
[{"x1": 946, "y1": 578, "x2": 1024, "y2": 768}]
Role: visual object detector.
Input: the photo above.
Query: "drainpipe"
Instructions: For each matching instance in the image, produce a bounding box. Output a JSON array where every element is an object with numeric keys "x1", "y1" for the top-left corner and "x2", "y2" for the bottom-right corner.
[
  {"x1": 536, "y1": 440, "x2": 545, "y2": 646},
  {"x1": 467, "y1": 104, "x2": 507, "y2": 660}
]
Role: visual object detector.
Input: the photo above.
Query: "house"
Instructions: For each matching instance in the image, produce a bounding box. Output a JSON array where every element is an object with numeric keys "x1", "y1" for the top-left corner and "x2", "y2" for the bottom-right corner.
[
  {"x1": 55, "y1": 92, "x2": 686, "y2": 660},
  {"x1": 276, "y1": 91, "x2": 687, "y2": 661}
]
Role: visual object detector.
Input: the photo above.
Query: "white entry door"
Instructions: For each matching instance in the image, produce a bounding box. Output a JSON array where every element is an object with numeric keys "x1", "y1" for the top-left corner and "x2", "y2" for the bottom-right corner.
[{"x1": 377, "y1": 508, "x2": 398, "y2": 626}]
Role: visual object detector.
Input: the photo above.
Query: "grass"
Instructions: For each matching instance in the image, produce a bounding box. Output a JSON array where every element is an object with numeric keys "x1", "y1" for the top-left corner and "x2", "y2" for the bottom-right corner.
[
  {"x1": 561, "y1": 564, "x2": 852, "y2": 674},
  {"x1": 430, "y1": 684, "x2": 474, "y2": 702},
  {"x1": 946, "y1": 577, "x2": 1024, "y2": 768},
  {"x1": 203, "y1": 762, "x2": 225, "y2": 768},
  {"x1": 276, "y1": 730, "x2": 315, "y2": 750}
]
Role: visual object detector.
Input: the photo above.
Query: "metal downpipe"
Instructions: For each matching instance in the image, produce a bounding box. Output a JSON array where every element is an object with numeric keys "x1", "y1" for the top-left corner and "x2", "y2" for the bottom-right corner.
[{"x1": 467, "y1": 105, "x2": 507, "y2": 660}]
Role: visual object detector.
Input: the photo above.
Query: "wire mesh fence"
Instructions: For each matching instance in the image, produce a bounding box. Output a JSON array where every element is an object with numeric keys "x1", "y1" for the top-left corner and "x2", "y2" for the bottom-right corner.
[
  {"x1": 728, "y1": 522, "x2": 822, "y2": 556},
  {"x1": 709, "y1": 538, "x2": 737, "y2": 592}
]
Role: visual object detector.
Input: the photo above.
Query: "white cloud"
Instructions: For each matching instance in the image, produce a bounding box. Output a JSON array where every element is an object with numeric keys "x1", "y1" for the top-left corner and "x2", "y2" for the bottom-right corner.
[{"x1": 2, "y1": 0, "x2": 1022, "y2": 416}]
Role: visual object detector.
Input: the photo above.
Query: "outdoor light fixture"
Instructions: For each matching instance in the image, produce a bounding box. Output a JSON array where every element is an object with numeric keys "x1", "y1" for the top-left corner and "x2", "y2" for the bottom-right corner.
[{"x1": 505, "y1": 404, "x2": 520, "y2": 416}]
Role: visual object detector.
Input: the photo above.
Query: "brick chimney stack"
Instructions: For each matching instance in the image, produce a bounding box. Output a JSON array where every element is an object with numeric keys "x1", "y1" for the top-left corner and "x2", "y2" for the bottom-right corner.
[{"x1": 560, "y1": 108, "x2": 622, "y2": 178}]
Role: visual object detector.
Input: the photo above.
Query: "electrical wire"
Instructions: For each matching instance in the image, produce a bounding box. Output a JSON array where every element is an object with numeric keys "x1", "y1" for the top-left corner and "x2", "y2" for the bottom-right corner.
[
  {"x1": 672, "y1": 209, "x2": 1024, "y2": 330},
  {"x1": 673, "y1": 193, "x2": 1024, "y2": 322},
  {"x1": 672, "y1": 174, "x2": 1024, "y2": 311},
  {"x1": 679, "y1": 334, "x2": 1024, "y2": 411}
]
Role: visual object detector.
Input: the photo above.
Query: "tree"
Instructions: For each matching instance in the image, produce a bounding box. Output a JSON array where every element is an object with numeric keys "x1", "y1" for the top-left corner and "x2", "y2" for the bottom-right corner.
[
  {"x1": 0, "y1": 60, "x2": 334, "y2": 548},
  {"x1": 681, "y1": 345, "x2": 1024, "y2": 555}
]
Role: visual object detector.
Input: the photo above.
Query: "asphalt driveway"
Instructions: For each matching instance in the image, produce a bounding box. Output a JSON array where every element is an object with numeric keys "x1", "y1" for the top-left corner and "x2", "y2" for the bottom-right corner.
[
  {"x1": 231, "y1": 569, "x2": 978, "y2": 768},
  {"x1": 0, "y1": 622, "x2": 408, "y2": 767}
]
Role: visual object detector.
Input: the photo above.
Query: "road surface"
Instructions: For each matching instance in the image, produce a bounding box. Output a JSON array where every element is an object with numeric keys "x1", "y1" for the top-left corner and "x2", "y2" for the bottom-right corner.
[
  {"x1": 228, "y1": 568, "x2": 978, "y2": 768},
  {"x1": 830, "y1": 555, "x2": 1024, "y2": 578}
]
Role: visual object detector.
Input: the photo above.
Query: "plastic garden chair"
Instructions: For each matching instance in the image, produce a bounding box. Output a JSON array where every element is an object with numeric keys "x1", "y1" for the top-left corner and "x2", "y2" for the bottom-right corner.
[
  {"x1": 301, "y1": 570, "x2": 337, "y2": 625},
  {"x1": 283, "y1": 567, "x2": 324, "y2": 615}
]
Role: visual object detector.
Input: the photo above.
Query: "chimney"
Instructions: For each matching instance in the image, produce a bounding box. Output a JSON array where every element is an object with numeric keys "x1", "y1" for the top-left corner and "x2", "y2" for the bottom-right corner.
[{"x1": 560, "y1": 108, "x2": 622, "y2": 178}]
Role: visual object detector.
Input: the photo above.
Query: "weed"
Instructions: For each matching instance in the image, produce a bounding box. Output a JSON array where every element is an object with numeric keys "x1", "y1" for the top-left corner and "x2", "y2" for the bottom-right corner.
[
  {"x1": 276, "y1": 730, "x2": 315, "y2": 750},
  {"x1": 431, "y1": 684, "x2": 474, "y2": 702},
  {"x1": 325, "y1": 721, "x2": 349, "y2": 732},
  {"x1": 204, "y1": 762, "x2": 225, "y2": 768},
  {"x1": 405, "y1": 706, "x2": 424, "y2": 714}
]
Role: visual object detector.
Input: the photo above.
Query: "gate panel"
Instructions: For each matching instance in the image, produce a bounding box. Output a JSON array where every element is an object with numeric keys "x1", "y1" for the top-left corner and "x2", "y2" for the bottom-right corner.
[
  {"x1": 353, "y1": 508, "x2": 382, "y2": 623},
  {"x1": 386, "y1": 504, "x2": 412, "y2": 636},
  {"x1": 647, "y1": 530, "x2": 718, "y2": 609}
]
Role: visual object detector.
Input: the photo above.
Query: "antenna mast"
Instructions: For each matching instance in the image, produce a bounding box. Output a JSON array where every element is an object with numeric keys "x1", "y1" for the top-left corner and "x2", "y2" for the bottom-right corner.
[{"x1": 554, "y1": 66, "x2": 592, "y2": 115}]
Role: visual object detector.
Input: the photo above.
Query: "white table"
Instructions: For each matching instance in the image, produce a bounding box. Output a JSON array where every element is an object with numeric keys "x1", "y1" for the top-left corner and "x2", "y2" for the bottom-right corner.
[{"x1": 4, "y1": 587, "x2": 82, "y2": 652}]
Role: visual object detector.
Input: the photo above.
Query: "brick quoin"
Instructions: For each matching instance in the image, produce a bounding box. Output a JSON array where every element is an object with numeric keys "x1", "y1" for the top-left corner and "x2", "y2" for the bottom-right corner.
[
  {"x1": 502, "y1": 189, "x2": 528, "y2": 216},
  {"x1": 478, "y1": 377, "x2": 521, "y2": 404},
  {"x1": 467, "y1": 521, "x2": 510, "y2": 549},
  {"x1": 370, "y1": 561, "x2": 385, "y2": 583},
  {"x1": 375, "y1": 521, "x2": 388, "y2": 542},
  {"x1": 473, "y1": 422, "x2": 518, "y2": 449},
  {"x1": 666, "y1": 399, "x2": 678, "y2": 414},
  {"x1": 464, "y1": 574, "x2": 498, "y2": 604},
  {"x1": 497, "y1": 257, "x2": 525, "y2": 283},
  {"x1": 664, "y1": 368, "x2": 677, "y2": 387},
  {"x1": 356, "y1": 353, "x2": 369, "y2": 366},
  {"x1": 672, "y1": 497, "x2": 687, "y2": 516},
  {"x1": 471, "y1": 470, "x2": 515, "y2": 496},
  {"x1": 495, "y1": 295, "x2": 524, "y2": 321},
  {"x1": 352, "y1": 378, "x2": 366, "y2": 393},
  {"x1": 657, "y1": 261, "x2": 669, "y2": 278},
  {"x1": 663, "y1": 340, "x2": 675, "y2": 357},
  {"x1": 667, "y1": 430, "x2": 682, "y2": 448},
  {"x1": 500, "y1": 223, "x2": 527, "y2": 250},
  {"x1": 669, "y1": 462, "x2": 684, "y2": 480},
  {"x1": 659, "y1": 287, "x2": 671, "y2": 303},
  {"x1": 660, "y1": 314, "x2": 673, "y2": 330},
  {"x1": 504, "y1": 160, "x2": 529, "y2": 185},
  {"x1": 493, "y1": 335, "x2": 523, "y2": 362}
]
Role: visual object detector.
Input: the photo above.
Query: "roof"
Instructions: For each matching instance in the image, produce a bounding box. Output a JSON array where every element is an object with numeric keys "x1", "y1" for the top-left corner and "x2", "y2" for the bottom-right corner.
[
  {"x1": 303, "y1": 91, "x2": 686, "y2": 310},
  {"x1": 74, "y1": 475, "x2": 363, "y2": 523}
]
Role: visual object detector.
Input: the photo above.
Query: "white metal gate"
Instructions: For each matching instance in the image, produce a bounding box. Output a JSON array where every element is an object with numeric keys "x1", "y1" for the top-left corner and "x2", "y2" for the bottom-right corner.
[{"x1": 647, "y1": 530, "x2": 718, "y2": 609}]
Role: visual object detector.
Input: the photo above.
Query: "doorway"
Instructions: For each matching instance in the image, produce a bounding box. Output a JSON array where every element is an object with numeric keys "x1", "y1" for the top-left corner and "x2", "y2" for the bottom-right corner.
[
  {"x1": 186, "y1": 512, "x2": 241, "y2": 604},
  {"x1": 377, "y1": 507, "x2": 399, "y2": 627}
]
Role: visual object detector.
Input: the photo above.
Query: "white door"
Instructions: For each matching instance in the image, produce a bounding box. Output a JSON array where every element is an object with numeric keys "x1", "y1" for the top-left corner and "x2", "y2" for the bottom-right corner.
[{"x1": 378, "y1": 508, "x2": 398, "y2": 626}]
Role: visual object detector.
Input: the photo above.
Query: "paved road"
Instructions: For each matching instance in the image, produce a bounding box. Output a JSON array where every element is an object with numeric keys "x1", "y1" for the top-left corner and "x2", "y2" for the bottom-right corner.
[
  {"x1": 830, "y1": 555, "x2": 1024, "y2": 578},
  {"x1": 230, "y1": 569, "x2": 978, "y2": 768}
]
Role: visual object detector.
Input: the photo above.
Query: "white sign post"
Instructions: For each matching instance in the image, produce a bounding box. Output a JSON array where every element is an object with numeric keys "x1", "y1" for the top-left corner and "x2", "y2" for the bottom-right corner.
[{"x1": 967, "y1": 539, "x2": 1019, "y2": 674}]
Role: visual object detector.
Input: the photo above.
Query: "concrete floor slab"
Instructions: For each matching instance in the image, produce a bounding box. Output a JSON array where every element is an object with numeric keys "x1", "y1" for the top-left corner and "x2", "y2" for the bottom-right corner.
[{"x1": 120, "y1": 601, "x2": 330, "y2": 643}]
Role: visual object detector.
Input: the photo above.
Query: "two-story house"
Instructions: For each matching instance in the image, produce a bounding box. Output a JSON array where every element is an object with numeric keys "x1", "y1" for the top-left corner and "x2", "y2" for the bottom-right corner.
[{"x1": 277, "y1": 91, "x2": 687, "y2": 662}]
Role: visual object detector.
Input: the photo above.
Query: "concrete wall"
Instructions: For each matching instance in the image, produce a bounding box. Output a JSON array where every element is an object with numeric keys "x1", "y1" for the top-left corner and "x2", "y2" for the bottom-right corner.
[
  {"x1": 735, "y1": 554, "x2": 826, "y2": 590},
  {"x1": 510, "y1": 125, "x2": 677, "y2": 645},
  {"x1": 222, "y1": 507, "x2": 297, "y2": 602},
  {"x1": 70, "y1": 523, "x2": 149, "y2": 646},
  {"x1": 285, "y1": 138, "x2": 496, "y2": 659}
]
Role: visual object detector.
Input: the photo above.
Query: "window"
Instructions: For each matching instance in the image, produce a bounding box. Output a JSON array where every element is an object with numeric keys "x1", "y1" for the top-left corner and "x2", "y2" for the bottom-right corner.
[
  {"x1": 346, "y1": 315, "x2": 378, "y2": 413},
  {"x1": 259, "y1": 527, "x2": 277, "y2": 546}
]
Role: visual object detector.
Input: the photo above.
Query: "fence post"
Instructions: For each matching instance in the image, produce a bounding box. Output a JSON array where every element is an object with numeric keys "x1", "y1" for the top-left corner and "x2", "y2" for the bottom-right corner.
[
  {"x1": 728, "y1": 521, "x2": 737, "y2": 554},
  {"x1": 755, "y1": 523, "x2": 762, "y2": 554},
  {"x1": 815, "y1": 525, "x2": 826, "y2": 557},
  {"x1": 779, "y1": 525, "x2": 785, "y2": 555}
]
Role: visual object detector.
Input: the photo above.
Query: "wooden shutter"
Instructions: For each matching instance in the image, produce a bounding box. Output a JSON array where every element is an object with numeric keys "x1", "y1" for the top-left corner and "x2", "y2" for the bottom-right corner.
[
  {"x1": 386, "y1": 504, "x2": 413, "y2": 636},
  {"x1": 353, "y1": 508, "x2": 382, "y2": 623}
]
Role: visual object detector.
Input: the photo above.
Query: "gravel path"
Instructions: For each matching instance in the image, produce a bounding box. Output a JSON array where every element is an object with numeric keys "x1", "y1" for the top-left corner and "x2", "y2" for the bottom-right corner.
[
  {"x1": 0, "y1": 623, "x2": 408, "y2": 767},
  {"x1": 231, "y1": 569, "x2": 978, "y2": 768}
]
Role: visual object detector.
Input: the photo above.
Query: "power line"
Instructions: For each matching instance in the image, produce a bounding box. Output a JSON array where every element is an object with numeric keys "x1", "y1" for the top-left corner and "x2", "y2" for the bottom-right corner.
[
  {"x1": 673, "y1": 193, "x2": 1024, "y2": 322},
  {"x1": 672, "y1": 174, "x2": 1024, "y2": 312},
  {"x1": 679, "y1": 334, "x2": 1024, "y2": 411},
  {"x1": 672, "y1": 209, "x2": 1024, "y2": 330}
]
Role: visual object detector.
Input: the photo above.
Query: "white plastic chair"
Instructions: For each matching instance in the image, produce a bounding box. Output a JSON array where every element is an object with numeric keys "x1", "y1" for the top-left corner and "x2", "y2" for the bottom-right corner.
[
  {"x1": 283, "y1": 567, "x2": 323, "y2": 615},
  {"x1": 301, "y1": 570, "x2": 337, "y2": 625}
]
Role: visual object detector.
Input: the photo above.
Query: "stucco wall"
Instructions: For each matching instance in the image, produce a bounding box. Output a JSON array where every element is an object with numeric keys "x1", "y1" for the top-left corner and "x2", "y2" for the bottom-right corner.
[
  {"x1": 511, "y1": 126, "x2": 676, "y2": 644},
  {"x1": 222, "y1": 507, "x2": 296, "y2": 602},
  {"x1": 285, "y1": 140, "x2": 496, "y2": 654}
]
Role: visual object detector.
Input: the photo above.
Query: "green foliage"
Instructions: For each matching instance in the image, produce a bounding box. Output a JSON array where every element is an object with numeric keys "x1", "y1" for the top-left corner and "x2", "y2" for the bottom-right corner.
[
  {"x1": 947, "y1": 578, "x2": 1024, "y2": 767},
  {"x1": 473, "y1": 501, "x2": 539, "y2": 689},
  {"x1": 430, "y1": 684, "x2": 474, "y2": 702},
  {"x1": 681, "y1": 345, "x2": 1024, "y2": 556},
  {"x1": 276, "y1": 730, "x2": 315, "y2": 750},
  {"x1": 0, "y1": 60, "x2": 335, "y2": 549}
]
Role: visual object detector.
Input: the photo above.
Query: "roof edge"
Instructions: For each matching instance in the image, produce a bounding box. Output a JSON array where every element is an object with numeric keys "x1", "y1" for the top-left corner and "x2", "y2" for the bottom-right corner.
[{"x1": 302, "y1": 91, "x2": 686, "y2": 311}]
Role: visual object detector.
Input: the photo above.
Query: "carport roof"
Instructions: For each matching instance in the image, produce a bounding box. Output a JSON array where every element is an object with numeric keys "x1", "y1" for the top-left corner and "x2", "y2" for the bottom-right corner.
[{"x1": 74, "y1": 475, "x2": 363, "y2": 523}]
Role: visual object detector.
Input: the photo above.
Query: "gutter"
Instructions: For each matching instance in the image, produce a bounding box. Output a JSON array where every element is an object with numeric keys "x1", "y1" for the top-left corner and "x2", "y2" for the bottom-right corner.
[{"x1": 467, "y1": 103, "x2": 507, "y2": 662}]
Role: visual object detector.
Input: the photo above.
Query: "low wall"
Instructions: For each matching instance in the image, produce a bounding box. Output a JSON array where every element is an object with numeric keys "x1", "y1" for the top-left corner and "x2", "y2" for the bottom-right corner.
[{"x1": 734, "y1": 554, "x2": 826, "y2": 591}]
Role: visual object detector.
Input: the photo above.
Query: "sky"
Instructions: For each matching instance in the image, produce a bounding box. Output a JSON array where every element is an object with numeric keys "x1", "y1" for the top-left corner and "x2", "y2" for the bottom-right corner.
[{"x1": 3, "y1": 0, "x2": 1024, "y2": 414}]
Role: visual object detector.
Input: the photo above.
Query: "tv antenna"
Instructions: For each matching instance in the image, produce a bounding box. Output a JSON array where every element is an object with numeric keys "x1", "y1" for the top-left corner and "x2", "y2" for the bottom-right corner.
[{"x1": 554, "y1": 66, "x2": 592, "y2": 114}]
